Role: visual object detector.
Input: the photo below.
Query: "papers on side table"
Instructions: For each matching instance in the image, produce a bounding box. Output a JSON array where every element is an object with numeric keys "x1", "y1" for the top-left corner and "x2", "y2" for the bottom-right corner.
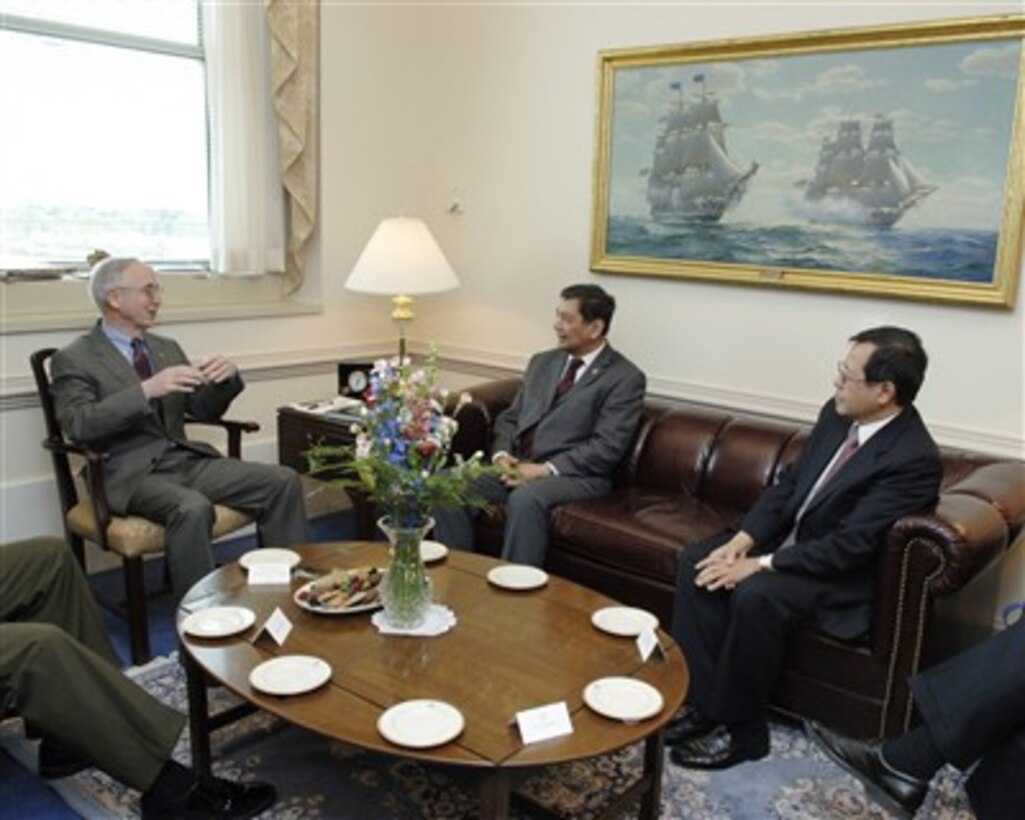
[{"x1": 371, "y1": 603, "x2": 456, "y2": 636}]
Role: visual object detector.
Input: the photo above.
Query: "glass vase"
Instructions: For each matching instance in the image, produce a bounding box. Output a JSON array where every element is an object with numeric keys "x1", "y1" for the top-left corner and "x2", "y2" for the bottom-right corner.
[{"x1": 378, "y1": 515, "x2": 433, "y2": 629}]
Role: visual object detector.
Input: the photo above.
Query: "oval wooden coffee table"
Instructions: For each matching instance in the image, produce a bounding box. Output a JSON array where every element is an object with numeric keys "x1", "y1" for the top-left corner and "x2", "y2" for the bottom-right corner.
[{"x1": 178, "y1": 542, "x2": 687, "y2": 819}]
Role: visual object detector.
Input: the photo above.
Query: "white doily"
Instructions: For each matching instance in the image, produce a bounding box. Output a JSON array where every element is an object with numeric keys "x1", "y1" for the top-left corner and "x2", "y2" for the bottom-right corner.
[{"x1": 371, "y1": 603, "x2": 456, "y2": 636}]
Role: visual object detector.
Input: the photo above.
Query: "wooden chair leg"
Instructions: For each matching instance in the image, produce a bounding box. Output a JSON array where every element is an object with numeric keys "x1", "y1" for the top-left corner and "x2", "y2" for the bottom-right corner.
[
  {"x1": 67, "y1": 532, "x2": 86, "y2": 570},
  {"x1": 123, "y1": 557, "x2": 151, "y2": 665}
]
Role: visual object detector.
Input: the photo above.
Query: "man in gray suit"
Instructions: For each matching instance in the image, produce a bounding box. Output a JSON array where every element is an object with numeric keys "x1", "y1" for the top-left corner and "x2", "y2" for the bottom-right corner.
[
  {"x1": 435, "y1": 284, "x2": 646, "y2": 566},
  {"x1": 51, "y1": 257, "x2": 308, "y2": 600}
]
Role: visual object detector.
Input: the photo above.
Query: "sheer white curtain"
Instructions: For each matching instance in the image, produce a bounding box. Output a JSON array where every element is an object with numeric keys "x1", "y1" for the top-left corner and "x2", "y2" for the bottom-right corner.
[{"x1": 202, "y1": 0, "x2": 286, "y2": 276}]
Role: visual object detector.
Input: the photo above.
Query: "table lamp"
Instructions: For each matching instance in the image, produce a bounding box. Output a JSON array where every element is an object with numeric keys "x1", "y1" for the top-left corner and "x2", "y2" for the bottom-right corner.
[{"x1": 345, "y1": 217, "x2": 460, "y2": 360}]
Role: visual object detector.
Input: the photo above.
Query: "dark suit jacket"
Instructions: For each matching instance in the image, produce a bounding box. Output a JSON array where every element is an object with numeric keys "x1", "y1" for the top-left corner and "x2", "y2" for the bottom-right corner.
[
  {"x1": 493, "y1": 344, "x2": 646, "y2": 479},
  {"x1": 51, "y1": 323, "x2": 244, "y2": 511},
  {"x1": 743, "y1": 398, "x2": 943, "y2": 638}
]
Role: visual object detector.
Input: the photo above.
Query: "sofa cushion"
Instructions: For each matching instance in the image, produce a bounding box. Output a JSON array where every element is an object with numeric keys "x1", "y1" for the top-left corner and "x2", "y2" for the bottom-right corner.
[{"x1": 551, "y1": 487, "x2": 743, "y2": 582}]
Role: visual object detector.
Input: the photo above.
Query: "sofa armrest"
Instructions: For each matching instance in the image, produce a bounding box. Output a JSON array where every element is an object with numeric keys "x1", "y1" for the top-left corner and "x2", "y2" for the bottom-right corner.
[{"x1": 450, "y1": 378, "x2": 521, "y2": 459}]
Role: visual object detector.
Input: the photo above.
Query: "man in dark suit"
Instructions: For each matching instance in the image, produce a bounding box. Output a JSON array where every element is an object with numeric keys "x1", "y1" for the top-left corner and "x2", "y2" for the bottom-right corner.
[
  {"x1": 434, "y1": 283, "x2": 645, "y2": 566},
  {"x1": 807, "y1": 617, "x2": 1025, "y2": 820},
  {"x1": 51, "y1": 257, "x2": 308, "y2": 600},
  {"x1": 1, "y1": 536, "x2": 276, "y2": 818},
  {"x1": 668, "y1": 326, "x2": 943, "y2": 770}
]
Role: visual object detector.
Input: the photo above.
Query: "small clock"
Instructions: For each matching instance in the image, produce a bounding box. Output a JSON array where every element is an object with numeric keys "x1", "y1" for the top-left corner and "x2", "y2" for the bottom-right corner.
[{"x1": 338, "y1": 362, "x2": 373, "y2": 398}]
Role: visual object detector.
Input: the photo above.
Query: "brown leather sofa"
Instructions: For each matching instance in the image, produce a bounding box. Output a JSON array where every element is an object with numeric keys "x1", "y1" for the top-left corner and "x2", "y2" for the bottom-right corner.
[{"x1": 451, "y1": 378, "x2": 1025, "y2": 739}]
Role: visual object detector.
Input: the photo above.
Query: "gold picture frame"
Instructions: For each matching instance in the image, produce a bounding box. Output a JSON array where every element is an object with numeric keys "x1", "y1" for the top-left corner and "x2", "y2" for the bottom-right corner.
[{"x1": 591, "y1": 15, "x2": 1025, "y2": 307}]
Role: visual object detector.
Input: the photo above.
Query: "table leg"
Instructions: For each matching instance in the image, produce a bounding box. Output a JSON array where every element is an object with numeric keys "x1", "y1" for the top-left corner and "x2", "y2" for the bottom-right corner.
[
  {"x1": 478, "y1": 769, "x2": 511, "y2": 820},
  {"x1": 182, "y1": 647, "x2": 212, "y2": 775},
  {"x1": 639, "y1": 728, "x2": 666, "y2": 820}
]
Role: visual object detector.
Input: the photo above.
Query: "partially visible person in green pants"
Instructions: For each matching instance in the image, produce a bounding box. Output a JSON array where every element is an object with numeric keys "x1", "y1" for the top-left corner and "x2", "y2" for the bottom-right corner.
[{"x1": 0, "y1": 536, "x2": 275, "y2": 819}]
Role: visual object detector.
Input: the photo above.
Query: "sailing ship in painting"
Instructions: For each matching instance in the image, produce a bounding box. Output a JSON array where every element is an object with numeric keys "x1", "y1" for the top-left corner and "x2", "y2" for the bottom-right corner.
[
  {"x1": 643, "y1": 76, "x2": 758, "y2": 224},
  {"x1": 802, "y1": 116, "x2": 937, "y2": 227}
]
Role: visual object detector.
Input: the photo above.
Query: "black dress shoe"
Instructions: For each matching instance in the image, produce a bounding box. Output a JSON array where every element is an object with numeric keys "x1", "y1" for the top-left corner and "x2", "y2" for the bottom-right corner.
[
  {"x1": 141, "y1": 773, "x2": 276, "y2": 820},
  {"x1": 38, "y1": 738, "x2": 90, "y2": 779},
  {"x1": 665, "y1": 705, "x2": 717, "y2": 746},
  {"x1": 669, "y1": 724, "x2": 769, "y2": 770},
  {"x1": 805, "y1": 720, "x2": 927, "y2": 820}
]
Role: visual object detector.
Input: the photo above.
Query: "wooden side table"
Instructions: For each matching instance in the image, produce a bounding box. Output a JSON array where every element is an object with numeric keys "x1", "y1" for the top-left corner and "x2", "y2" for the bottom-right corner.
[{"x1": 276, "y1": 406, "x2": 374, "y2": 538}]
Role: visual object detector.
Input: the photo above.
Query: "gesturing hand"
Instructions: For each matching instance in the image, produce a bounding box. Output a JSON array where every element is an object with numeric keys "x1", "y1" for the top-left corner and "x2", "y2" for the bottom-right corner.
[
  {"x1": 195, "y1": 355, "x2": 237, "y2": 384},
  {"x1": 142, "y1": 365, "x2": 205, "y2": 398}
]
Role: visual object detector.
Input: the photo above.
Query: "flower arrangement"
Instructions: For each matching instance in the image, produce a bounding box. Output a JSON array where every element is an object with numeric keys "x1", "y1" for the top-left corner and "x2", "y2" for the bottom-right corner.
[{"x1": 306, "y1": 351, "x2": 496, "y2": 528}]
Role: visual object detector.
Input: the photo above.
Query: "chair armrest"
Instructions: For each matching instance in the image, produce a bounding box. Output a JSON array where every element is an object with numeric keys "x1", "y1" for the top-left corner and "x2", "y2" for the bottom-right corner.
[
  {"x1": 185, "y1": 416, "x2": 260, "y2": 459},
  {"x1": 449, "y1": 379, "x2": 521, "y2": 460},
  {"x1": 871, "y1": 492, "x2": 1010, "y2": 661},
  {"x1": 43, "y1": 436, "x2": 115, "y2": 547}
]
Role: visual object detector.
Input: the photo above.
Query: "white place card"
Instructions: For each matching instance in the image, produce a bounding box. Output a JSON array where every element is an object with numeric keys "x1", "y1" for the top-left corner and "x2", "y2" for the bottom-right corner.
[
  {"x1": 256, "y1": 607, "x2": 293, "y2": 647},
  {"x1": 248, "y1": 563, "x2": 291, "y2": 585},
  {"x1": 636, "y1": 628, "x2": 665, "y2": 662},
  {"x1": 515, "y1": 701, "x2": 573, "y2": 745}
]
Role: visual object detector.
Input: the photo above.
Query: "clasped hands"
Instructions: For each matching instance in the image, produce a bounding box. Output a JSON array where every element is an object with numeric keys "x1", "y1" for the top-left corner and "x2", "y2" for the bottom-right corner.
[
  {"x1": 494, "y1": 454, "x2": 551, "y2": 487},
  {"x1": 694, "y1": 532, "x2": 764, "y2": 592},
  {"x1": 142, "y1": 355, "x2": 237, "y2": 399}
]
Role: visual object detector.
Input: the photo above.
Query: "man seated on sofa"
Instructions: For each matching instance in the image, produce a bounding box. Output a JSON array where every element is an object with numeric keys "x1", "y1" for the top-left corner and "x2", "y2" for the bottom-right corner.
[
  {"x1": 434, "y1": 283, "x2": 645, "y2": 566},
  {"x1": 0, "y1": 536, "x2": 276, "y2": 819},
  {"x1": 667, "y1": 326, "x2": 943, "y2": 770},
  {"x1": 50, "y1": 256, "x2": 308, "y2": 602}
]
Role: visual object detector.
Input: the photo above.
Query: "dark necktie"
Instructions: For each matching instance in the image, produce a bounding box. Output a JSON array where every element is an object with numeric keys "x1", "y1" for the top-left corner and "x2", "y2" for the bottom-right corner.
[
  {"x1": 131, "y1": 338, "x2": 153, "y2": 380},
  {"x1": 517, "y1": 358, "x2": 585, "y2": 458},
  {"x1": 131, "y1": 338, "x2": 166, "y2": 427},
  {"x1": 554, "y1": 358, "x2": 584, "y2": 401}
]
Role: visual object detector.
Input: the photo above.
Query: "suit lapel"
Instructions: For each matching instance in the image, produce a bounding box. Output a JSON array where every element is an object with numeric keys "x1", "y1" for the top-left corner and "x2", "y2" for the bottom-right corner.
[{"x1": 803, "y1": 407, "x2": 912, "y2": 515}]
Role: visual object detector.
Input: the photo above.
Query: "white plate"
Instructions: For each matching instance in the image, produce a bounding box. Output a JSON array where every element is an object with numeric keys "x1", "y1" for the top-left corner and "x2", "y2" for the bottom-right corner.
[
  {"x1": 420, "y1": 540, "x2": 449, "y2": 563},
  {"x1": 583, "y1": 677, "x2": 664, "y2": 722},
  {"x1": 238, "y1": 548, "x2": 300, "y2": 571},
  {"x1": 591, "y1": 606, "x2": 660, "y2": 638},
  {"x1": 377, "y1": 700, "x2": 465, "y2": 748},
  {"x1": 486, "y1": 564, "x2": 549, "y2": 591},
  {"x1": 249, "y1": 655, "x2": 332, "y2": 696},
  {"x1": 181, "y1": 606, "x2": 256, "y2": 639},
  {"x1": 293, "y1": 573, "x2": 384, "y2": 616}
]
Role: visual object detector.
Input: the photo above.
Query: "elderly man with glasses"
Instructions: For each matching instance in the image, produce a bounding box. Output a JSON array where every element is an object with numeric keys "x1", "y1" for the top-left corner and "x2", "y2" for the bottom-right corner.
[
  {"x1": 50, "y1": 257, "x2": 308, "y2": 601},
  {"x1": 666, "y1": 326, "x2": 943, "y2": 770}
]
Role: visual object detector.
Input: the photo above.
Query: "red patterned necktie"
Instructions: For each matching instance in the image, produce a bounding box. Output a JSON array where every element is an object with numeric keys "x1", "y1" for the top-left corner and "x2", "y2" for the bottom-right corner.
[
  {"x1": 781, "y1": 424, "x2": 859, "y2": 548},
  {"x1": 131, "y1": 338, "x2": 153, "y2": 380},
  {"x1": 818, "y1": 424, "x2": 860, "y2": 489},
  {"x1": 517, "y1": 358, "x2": 585, "y2": 457},
  {"x1": 554, "y1": 358, "x2": 584, "y2": 400}
]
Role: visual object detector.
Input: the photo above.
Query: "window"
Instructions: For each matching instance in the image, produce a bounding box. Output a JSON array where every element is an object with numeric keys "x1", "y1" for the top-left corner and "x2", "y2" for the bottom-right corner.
[{"x1": 0, "y1": 0, "x2": 209, "y2": 271}]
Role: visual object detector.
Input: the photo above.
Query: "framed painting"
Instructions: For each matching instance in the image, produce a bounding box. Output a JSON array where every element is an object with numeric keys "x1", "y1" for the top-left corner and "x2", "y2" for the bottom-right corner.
[{"x1": 591, "y1": 15, "x2": 1025, "y2": 307}]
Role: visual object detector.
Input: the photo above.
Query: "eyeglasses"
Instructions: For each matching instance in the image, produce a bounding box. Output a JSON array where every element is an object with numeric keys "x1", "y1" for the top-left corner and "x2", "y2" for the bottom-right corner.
[
  {"x1": 836, "y1": 362, "x2": 870, "y2": 385},
  {"x1": 115, "y1": 283, "x2": 163, "y2": 298}
]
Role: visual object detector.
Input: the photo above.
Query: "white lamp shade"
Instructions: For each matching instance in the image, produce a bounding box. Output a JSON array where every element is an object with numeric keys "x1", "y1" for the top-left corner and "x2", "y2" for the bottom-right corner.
[{"x1": 345, "y1": 217, "x2": 459, "y2": 295}]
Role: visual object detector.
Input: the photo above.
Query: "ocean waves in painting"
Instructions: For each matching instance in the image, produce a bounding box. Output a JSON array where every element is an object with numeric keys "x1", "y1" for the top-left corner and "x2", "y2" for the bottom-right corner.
[{"x1": 605, "y1": 216, "x2": 997, "y2": 283}]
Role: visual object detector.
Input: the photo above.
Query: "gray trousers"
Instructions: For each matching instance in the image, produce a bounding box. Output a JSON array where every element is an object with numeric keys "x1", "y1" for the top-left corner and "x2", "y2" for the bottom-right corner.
[
  {"x1": 433, "y1": 472, "x2": 611, "y2": 566},
  {"x1": 126, "y1": 449, "x2": 308, "y2": 599},
  {"x1": 0, "y1": 537, "x2": 184, "y2": 790}
]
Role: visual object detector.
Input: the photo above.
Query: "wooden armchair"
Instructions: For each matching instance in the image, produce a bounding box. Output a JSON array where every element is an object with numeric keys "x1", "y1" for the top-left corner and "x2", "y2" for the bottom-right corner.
[{"x1": 30, "y1": 348, "x2": 259, "y2": 664}]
